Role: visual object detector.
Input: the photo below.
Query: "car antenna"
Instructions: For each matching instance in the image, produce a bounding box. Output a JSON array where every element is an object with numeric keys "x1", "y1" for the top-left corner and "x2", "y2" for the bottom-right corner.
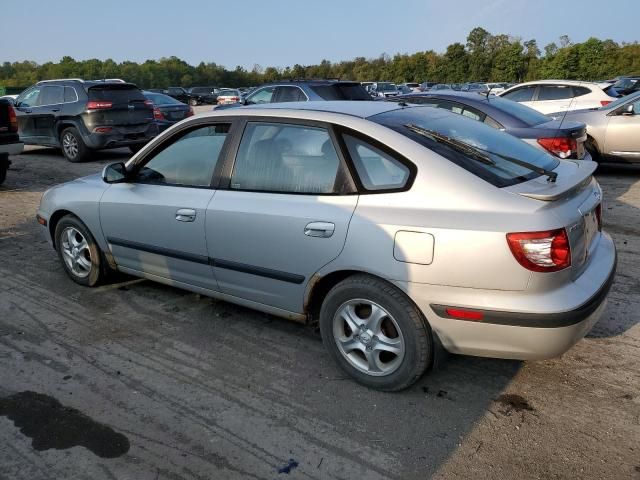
[{"x1": 485, "y1": 86, "x2": 493, "y2": 99}]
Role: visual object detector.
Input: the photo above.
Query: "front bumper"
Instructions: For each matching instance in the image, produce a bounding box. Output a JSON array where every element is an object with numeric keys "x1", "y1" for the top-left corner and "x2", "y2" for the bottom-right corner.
[{"x1": 399, "y1": 232, "x2": 617, "y2": 360}]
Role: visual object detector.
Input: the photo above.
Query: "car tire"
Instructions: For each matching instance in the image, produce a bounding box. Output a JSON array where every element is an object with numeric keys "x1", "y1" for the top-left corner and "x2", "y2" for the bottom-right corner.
[
  {"x1": 54, "y1": 214, "x2": 107, "y2": 287},
  {"x1": 585, "y1": 137, "x2": 601, "y2": 163},
  {"x1": 319, "y1": 274, "x2": 433, "y2": 391},
  {"x1": 189, "y1": 98, "x2": 198, "y2": 106},
  {"x1": 0, "y1": 153, "x2": 9, "y2": 185},
  {"x1": 60, "y1": 127, "x2": 90, "y2": 163}
]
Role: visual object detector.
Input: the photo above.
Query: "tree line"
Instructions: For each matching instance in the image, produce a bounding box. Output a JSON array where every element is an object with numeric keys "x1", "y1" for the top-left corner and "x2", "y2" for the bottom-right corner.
[{"x1": 1, "y1": 27, "x2": 639, "y2": 90}]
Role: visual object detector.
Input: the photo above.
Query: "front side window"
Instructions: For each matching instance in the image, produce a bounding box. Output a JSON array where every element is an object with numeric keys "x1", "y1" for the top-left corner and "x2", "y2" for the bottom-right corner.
[
  {"x1": 231, "y1": 122, "x2": 342, "y2": 194},
  {"x1": 343, "y1": 134, "x2": 410, "y2": 191},
  {"x1": 135, "y1": 124, "x2": 230, "y2": 187},
  {"x1": 17, "y1": 86, "x2": 42, "y2": 107},
  {"x1": 537, "y1": 85, "x2": 573, "y2": 101},
  {"x1": 502, "y1": 86, "x2": 536, "y2": 102},
  {"x1": 246, "y1": 87, "x2": 275, "y2": 104}
]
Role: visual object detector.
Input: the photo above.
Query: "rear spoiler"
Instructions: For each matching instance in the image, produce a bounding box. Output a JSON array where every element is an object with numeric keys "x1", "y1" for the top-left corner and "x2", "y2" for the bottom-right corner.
[{"x1": 505, "y1": 160, "x2": 597, "y2": 201}]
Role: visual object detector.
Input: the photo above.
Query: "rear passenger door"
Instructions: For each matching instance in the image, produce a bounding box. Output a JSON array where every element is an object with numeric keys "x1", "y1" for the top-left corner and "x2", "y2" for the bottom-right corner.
[{"x1": 205, "y1": 119, "x2": 358, "y2": 313}]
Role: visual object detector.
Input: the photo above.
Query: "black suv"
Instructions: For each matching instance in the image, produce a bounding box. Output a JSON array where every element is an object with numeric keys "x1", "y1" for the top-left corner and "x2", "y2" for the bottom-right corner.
[
  {"x1": 0, "y1": 98, "x2": 23, "y2": 184},
  {"x1": 13, "y1": 79, "x2": 158, "y2": 162}
]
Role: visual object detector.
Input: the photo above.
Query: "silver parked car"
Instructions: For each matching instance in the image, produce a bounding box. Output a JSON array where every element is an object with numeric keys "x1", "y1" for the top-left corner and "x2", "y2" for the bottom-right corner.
[
  {"x1": 37, "y1": 101, "x2": 616, "y2": 391},
  {"x1": 553, "y1": 91, "x2": 640, "y2": 163}
]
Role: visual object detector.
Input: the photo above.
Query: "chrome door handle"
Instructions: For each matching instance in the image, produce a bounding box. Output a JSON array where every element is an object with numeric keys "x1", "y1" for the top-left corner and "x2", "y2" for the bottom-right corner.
[
  {"x1": 304, "y1": 221, "x2": 335, "y2": 238},
  {"x1": 175, "y1": 208, "x2": 196, "y2": 222}
]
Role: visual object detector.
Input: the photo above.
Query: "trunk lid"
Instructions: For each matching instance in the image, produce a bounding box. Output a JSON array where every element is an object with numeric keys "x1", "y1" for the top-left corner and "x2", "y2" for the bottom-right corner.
[{"x1": 505, "y1": 160, "x2": 596, "y2": 201}]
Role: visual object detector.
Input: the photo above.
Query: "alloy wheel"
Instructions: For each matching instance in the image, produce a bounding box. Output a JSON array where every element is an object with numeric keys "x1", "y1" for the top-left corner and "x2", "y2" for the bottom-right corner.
[
  {"x1": 60, "y1": 227, "x2": 92, "y2": 278},
  {"x1": 62, "y1": 132, "x2": 79, "y2": 159}
]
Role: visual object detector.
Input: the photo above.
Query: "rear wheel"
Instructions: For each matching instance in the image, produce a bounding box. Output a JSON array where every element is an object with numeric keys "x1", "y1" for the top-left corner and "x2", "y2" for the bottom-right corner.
[
  {"x1": 54, "y1": 215, "x2": 107, "y2": 287},
  {"x1": 585, "y1": 136, "x2": 601, "y2": 163},
  {"x1": 61, "y1": 127, "x2": 90, "y2": 163},
  {"x1": 319, "y1": 274, "x2": 432, "y2": 391}
]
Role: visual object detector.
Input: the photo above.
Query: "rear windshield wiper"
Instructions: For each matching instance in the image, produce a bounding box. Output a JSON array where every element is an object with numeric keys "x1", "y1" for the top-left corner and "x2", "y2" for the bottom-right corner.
[{"x1": 404, "y1": 124, "x2": 558, "y2": 183}]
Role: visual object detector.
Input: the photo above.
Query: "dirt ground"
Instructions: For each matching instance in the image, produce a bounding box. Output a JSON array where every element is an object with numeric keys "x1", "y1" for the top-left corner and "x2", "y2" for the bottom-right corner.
[{"x1": 0, "y1": 145, "x2": 638, "y2": 480}]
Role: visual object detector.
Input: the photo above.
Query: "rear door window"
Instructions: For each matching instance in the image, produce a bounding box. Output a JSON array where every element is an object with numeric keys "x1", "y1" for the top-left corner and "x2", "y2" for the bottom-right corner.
[
  {"x1": 537, "y1": 85, "x2": 573, "y2": 101},
  {"x1": 246, "y1": 87, "x2": 275, "y2": 104},
  {"x1": 274, "y1": 86, "x2": 307, "y2": 102},
  {"x1": 502, "y1": 86, "x2": 536, "y2": 102},
  {"x1": 39, "y1": 86, "x2": 64, "y2": 105}
]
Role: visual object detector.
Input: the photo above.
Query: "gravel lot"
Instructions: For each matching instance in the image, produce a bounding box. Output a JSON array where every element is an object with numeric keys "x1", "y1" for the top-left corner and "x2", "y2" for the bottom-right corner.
[{"x1": 0, "y1": 145, "x2": 638, "y2": 480}]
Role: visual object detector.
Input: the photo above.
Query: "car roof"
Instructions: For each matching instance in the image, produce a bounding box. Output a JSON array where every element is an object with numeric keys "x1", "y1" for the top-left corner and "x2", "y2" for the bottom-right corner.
[
  {"x1": 509, "y1": 79, "x2": 600, "y2": 87},
  {"x1": 230, "y1": 100, "x2": 407, "y2": 119},
  {"x1": 258, "y1": 80, "x2": 360, "y2": 87}
]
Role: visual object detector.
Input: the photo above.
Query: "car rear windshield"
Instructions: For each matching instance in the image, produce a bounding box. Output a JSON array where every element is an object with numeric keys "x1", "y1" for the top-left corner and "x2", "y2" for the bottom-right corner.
[
  {"x1": 190, "y1": 87, "x2": 214, "y2": 94},
  {"x1": 310, "y1": 83, "x2": 371, "y2": 100},
  {"x1": 145, "y1": 93, "x2": 183, "y2": 106},
  {"x1": 88, "y1": 84, "x2": 146, "y2": 103},
  {"x1": 483, "y1": 95, "x2": 551, "y2": 126},
  {"x1": 371, "y1": 107, "x2": 559, "y2": 188}
]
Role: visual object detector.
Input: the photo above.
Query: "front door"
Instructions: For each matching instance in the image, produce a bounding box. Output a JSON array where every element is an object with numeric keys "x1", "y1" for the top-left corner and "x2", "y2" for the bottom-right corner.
[
  {"x1": 206, "y1": 120, "x2": 358, "y2": 313},
  {"x1": 14, "y1": 85, "x2": 42, "y2": 141},
  {"x1": 603, "y1": 97, "x2": 640, "y2": 161},
  {"x1": 100, "y1": 123, "x2": 232, "y2": 290}
]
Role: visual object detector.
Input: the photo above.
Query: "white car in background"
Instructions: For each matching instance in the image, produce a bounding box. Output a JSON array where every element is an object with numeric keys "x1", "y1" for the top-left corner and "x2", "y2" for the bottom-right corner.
[{"x1": 499, "y1": 80, "x2": 618, "y2": 115}]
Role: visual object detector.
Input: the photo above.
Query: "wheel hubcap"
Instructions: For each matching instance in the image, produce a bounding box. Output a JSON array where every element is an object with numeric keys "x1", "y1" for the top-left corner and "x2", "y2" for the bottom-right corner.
[
  {"x1": 333, "y1": 299, "x2": 405, "y2": 377},
  {"x1": 62, "y1": 133, "x2": 78, "y2": 158},
  {"x1": 60, "y1": 227, "x2": 92, "y2": 278}
]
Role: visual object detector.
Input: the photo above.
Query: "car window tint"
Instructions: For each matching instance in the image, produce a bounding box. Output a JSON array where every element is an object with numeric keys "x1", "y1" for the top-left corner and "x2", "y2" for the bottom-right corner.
[
  {"x1": 502, "y1": 86, "x2": 535, "y2": 102},
  {"x1": 63, "y1": 86, "x2": 78, "y2": 103},
  {"x1": 462, "y1": 107, "x2": 484, "y2": 122},
  {"x1": 573, "y1": 86, "x2": 591, "y2": 97},
  {"x1": 231, "y1": 122, "x2": 341, "y2": 194},
  {"x1": 537, "y1": 85, "x2": 573, "y2": 101},
  {"x1": 343, "y1": 134, "x2": 410, "y2": 191},
  {"x1": 247, "y1": 87, "x2": 275, "y2": 104},
  {"x1": 402, "y1": 97, "x2": 438, "y2": 106},
  {"x1": 39, "y1": 86, "x2": 64, "y2": 105},
  {"x1": 484, "y1": 115, "x2": 503, "y2": 129},
  {"x1": 18, "y1": 87, "x2": 41, "y2": 107},
  {"x1": 136, "y1": 124, "x2": 230, "y2": 187},
  {"x1": 275, "y1": 86, "x2": 306, "y2": 102}
]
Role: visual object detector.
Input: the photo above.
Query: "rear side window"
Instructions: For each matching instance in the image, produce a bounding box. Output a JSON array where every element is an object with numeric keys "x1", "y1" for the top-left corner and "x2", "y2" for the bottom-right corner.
[
  {"x1": 136, "y1": 124, "x2": 230, "y2": 187},
  {"x1": 502, "y1": 86, "x2": 536, "y2": 102},
  {"x1": 40, "y1": 86, "x2": 64, "y2": 105},
  {"x1": 310, "y1": 84, "x2": 371, "y2": 100},
  {"x1": 343, "y1": 134, "x2": 410, "y2": 191},
  {"x1": 537, "y1": 85, "x2": 573, "y2": 101},
  {"x1": 231, "y1": 122, "x2": 342, "y2": 194},
  {"x1": 88, "y1": 85, "x2": 146, "y2": 103}
]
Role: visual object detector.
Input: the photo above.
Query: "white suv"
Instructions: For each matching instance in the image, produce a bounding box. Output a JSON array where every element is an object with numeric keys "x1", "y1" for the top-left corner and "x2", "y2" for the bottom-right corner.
[{"x1": 499, "y1": 80, "x2": 617, "y2": 114}]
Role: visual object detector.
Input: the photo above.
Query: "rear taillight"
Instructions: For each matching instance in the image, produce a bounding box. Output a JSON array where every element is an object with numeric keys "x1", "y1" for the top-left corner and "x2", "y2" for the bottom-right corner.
[
  {"x1": 506, "y1": 228, "x2": 571, "y2": 272},
  {"x1": 153, "y1": 107, "x2": 165, "y2": 120},
  {"x1": 595, "y1": 203, "x2": 602, "y2": 231},
  {"x1": 230, "y1": 96, "x2": 239, "y2": 102},
  {"x1": 86, "y1": 101, "x2": 113, "y2": 110},
  {"x1": 8, "y1": 105, "x2": 17, "y2": 133},
  {"x1": 537, "y1": 137, "x2": 578, "y2": 159},
  {"x1": 186, "y1": 106, "x2": 194, "y2": 117},
  {"x1": 144, "y1": 99, "x2": 153, "y2": 107},
  {"x1": 600, "y1": 100, "x2": 612, "y2": 106}
]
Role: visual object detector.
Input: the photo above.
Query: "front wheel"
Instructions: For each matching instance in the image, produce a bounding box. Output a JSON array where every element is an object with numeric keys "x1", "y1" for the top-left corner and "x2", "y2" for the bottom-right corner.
[
  {"x1": 54, "y1": 215, "x2": 107, "y2": 287},
  {"x1": 319, "y1": 274, "x2": 433, "y2": 391}
]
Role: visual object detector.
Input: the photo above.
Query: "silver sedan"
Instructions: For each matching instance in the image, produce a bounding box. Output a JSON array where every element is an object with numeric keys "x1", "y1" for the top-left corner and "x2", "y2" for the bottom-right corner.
[
  {"x1": 557, "y1": 91, "x2": 640, "y2": 163},
  {"x1": 36, "y1": 101, "x2": 617, "y2": 390}
]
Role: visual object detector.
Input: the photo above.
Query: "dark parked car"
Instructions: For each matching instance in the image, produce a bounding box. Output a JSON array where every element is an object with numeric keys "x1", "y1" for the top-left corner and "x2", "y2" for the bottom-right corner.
[
  {"x1": 0, "y1": 98, "x2": 23, "y2": 184},
  {"x1": 13, "y1": 79, "x2": 157, "y2": 162},
  {"x1": 216, "y1": 80, "x2": 370, "y2": 109},
  {"x1": 162, "y1": 87, "x2": 194, "y2": 105},
  {"x1": 394, "y1": 91, "x2": 591, "y2": 160},
  {"x1": 143, "y1": 91, "x2": 193, "y2": 133},
  {"x1": 187, "y1": 86, "x2": 219, "y2": 105}
]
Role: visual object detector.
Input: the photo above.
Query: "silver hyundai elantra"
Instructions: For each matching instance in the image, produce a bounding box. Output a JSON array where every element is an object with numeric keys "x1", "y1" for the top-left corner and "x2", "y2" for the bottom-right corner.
[{"x1": 36, "y1": 101, "x2": 617, "y2": 391}]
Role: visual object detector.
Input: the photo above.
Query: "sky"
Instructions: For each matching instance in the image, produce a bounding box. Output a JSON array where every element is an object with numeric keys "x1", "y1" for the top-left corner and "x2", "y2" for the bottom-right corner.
[{"x1": 1, "y1": 0, "x2": 638, "y2": 69}]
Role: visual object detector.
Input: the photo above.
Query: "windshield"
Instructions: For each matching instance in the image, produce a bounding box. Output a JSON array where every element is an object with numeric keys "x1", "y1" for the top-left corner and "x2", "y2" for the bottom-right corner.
[
  {"x1": 370, "y1": 107, "x2": 559, "y2": 187},
  {"x1": 483, "y1": 95, "x2": 551, "y2": 126},
  {"x1": 599, "y1": 90, "x2": 640, "y2": 110},
  {"x1": 145, "y1": 92, "x2": 183, "y2": 106},
  {"x1": 377, "y1": 83, "x2": 397, "y2": 92}
]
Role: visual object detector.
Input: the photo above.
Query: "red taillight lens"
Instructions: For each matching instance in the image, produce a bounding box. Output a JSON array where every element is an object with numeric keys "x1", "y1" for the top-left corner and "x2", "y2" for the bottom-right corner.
[
  {"x1": 595, "y1": 203, "x2": 602, "y2": 231},
  {"x1": 506, "y1": 228, "x2": 571, "y2": 272},
  {"x1": 94, "y1": 127, "x2": 113, "y2": 133},
  {"x1": 153, "y1": 107, "x2": 165, "y2": 120},
  {"x1": 600, "y1": 100, "x2": 612, "y2": 106},
  {"x1": 537, "y1": 137, "x2": 578, "y2": 159},
  {"x1": 186, "y1": 107, "x2": 194, "y2": 117},
  {"x1": 86, "y1": 101, "x2": 113, "y2": 110},
  {"x1": 445, "y1": 308, "x2": 484, "y2": 321},
  {"x1": 8, "y1": 105, "x2": 17, "y2": 133}
]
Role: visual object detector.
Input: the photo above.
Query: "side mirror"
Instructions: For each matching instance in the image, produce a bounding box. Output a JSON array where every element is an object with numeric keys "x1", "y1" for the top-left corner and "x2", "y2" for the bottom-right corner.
[
  {"x1": 102, "y1": 162, "x2": 128, "y2": 184},
  {"x1": 621, "y1": 104, "x2": 634, "y2": 116}
]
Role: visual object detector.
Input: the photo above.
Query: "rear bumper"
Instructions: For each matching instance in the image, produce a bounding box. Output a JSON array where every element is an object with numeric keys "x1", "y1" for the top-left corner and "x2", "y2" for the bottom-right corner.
[
  {"x1": 400, "y1": 232, "x2": 617, "y2": 360},
  {"x1": 0, "y1": 141, "x2": 24, "y2": 156},
  {"x1": 83, "y1": 124, "x2": 158, "y2": 149}
]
